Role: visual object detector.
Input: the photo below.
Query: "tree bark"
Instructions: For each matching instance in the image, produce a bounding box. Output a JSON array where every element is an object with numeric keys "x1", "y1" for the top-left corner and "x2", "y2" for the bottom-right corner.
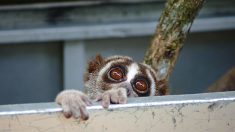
[{"x1": 143, "y1": 0, "x2": 204, "y2": 93}]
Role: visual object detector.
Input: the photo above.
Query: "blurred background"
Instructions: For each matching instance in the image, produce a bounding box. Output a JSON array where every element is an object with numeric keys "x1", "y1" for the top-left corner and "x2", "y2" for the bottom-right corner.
[{"x1": 0, "y1": 0, "x2": 235, "y2": 105}]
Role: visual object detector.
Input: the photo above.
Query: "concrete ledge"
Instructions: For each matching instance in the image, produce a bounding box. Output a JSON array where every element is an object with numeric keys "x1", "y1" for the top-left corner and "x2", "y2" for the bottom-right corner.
[{"x1": 0, "y1": 91, "x2": 235, "y2": 131}]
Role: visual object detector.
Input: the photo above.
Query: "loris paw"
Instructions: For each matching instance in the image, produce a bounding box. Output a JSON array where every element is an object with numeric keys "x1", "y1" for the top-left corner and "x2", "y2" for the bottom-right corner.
[
  {"x1": 55, "y1": 90, "x2": 92, "y2": 120},
  {"x1": 96, "y1": 88, "x2": 128, "y2": 109}
]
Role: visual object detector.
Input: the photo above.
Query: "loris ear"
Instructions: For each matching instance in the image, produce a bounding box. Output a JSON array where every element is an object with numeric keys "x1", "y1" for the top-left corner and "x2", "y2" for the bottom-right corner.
[
  {"x1": 87, "y1": 54, "x2": 105, "y2": 74},
  {"x1": 84, "y1": 54, "x2": 105, "y2": 82}
]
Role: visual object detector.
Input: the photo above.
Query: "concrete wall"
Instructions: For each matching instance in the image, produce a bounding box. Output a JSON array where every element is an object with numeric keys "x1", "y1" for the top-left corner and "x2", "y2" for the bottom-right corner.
[{"x1": 0, "y1": 91, "x2": 235, "y2": 132}]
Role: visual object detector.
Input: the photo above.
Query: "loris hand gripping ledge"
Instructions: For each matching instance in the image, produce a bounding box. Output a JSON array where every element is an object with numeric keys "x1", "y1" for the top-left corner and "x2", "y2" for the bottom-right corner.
[{"x1": 55, "y1": 55, "x2": 167, "y2": 120}]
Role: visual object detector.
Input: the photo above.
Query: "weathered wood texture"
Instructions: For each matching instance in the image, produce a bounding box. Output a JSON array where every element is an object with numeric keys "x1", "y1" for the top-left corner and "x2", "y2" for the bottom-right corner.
[
  {"x1": 0, "y1": 92, "x2": 235, "y2": 132},
  {"x1": 144, "y1": 0, "x2": 204, "y2": 92}
]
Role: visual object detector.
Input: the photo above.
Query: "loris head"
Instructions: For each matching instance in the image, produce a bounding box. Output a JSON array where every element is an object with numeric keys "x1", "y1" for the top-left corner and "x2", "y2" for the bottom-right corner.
[{"x1": 84, "y1": 54, "x2": 167, "y2": 98}]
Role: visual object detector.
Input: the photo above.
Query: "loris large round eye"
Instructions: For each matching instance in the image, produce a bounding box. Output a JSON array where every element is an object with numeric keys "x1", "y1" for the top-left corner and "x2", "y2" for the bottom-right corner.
[
  {"x1": 108, "y1": 67, "x2": 124, "y2": 81},
  {"x1": 133, "y1": 79, "x2": 149, "y2": 94}
]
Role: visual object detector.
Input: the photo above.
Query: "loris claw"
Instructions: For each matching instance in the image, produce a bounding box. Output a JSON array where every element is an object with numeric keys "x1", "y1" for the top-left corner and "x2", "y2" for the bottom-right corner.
[{"x1": 55, "y1": 54, "x2": 167, "y2": 120}]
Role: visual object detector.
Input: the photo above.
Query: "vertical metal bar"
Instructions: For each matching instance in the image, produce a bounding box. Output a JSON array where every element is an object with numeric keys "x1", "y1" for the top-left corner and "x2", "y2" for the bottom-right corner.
[{"x1": 63, "y1": 40, "x2": 85, "y2": 91}]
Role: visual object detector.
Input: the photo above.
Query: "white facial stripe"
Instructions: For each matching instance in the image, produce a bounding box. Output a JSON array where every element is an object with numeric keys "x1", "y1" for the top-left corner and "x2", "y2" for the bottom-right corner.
[
  {"x1": 97, "y1": 59, "x2": 127, "y2": 82},
  {"x1": 127, "y1": 63, "x2": 139, "y2": 82},
  {"x1": 146, "y1": 70, "x2": 156, "y2": 96}
]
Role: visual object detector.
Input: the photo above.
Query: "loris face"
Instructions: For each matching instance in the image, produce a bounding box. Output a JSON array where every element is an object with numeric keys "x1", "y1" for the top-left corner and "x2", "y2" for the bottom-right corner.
[{"x1": 84, "y1": 55, "x2": 166, "y2": 98}]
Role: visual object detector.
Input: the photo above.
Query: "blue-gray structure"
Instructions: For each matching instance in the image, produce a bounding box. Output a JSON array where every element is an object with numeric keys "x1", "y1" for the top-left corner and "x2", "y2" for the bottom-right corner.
[{"x1": 0, "y1": 0, "x2": 235, "y2": 104}]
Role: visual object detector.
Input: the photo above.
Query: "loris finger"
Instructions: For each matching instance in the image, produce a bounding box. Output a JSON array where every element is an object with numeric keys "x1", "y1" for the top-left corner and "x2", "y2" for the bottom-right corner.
[
  {"x1": 109, "y1": 90, "x2": 120, "y2": 104},
  {"x1": 72, "y1": 99, "x2": 89, "y2": 120},
  {"x1": 61, "y1": 104, "x2": 72, "y2": 118},
  {"x1": 101, "y1": 92, "x2": 111, "y2": 109},
  {"x1": 118, "y1": 88, "x2": 128, "y2": 104},
  {"x1": 79, "y1": 106, "x2": 89, "y2": 120},
  {"x1": 81, "y1": 94, "x2": 92, "y2": 106}
]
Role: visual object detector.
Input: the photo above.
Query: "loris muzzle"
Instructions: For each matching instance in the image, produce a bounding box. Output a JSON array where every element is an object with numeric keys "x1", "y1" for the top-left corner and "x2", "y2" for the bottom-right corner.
[{"x1": 56, "y1": 55, "x2": 167, "y2": 120}]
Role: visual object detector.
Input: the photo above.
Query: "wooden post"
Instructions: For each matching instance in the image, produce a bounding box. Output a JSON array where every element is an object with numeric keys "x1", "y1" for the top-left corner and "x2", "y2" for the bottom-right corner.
[{"x1": 144, "y1": 0, "x2": 205, "y2": 92}]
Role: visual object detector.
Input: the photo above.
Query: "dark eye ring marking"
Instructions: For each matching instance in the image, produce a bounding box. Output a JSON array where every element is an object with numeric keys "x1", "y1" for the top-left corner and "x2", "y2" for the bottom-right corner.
[
  {"x1": 107, "y1": 66, "x2": 126, "y2": 82},
  {"x1": 132, "y1": 76, "x2": 150, "y2": 96}
]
